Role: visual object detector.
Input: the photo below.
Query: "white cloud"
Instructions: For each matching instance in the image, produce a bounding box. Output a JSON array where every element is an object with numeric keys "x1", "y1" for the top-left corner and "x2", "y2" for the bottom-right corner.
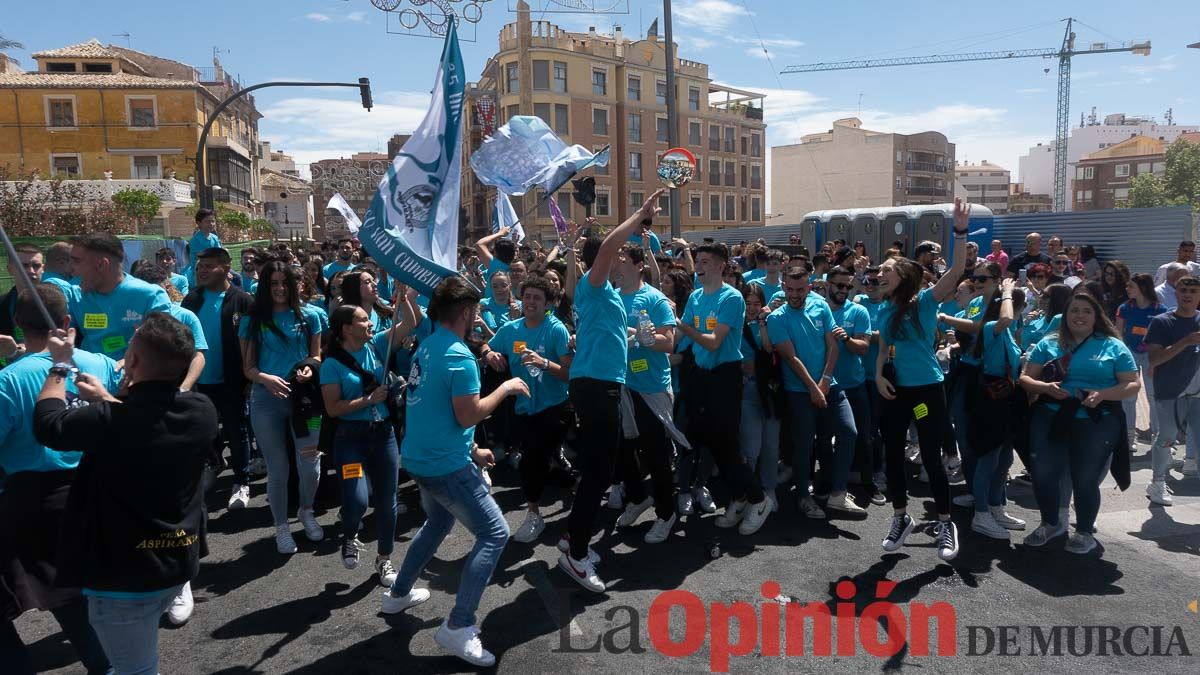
[
  {"x1": 746, "y1": 47, "x2": 774, "y2": 60},
  {"x1": 346, "y1": 11, "x2": 367, "y2": 24},
  {"x1": 1017, "y1": 87, "x2": 1044, "y2": 94},
  {"x1": 674, "y1": 0, "x2": 745, "y2": 32},
  {"x1": 302, "y1": 9, "x2": 371, "y2": 24},
  {"x1": 1122, "y1": 56, "x2": 1178, "y2": 75},
  {"x1": 305, "y1": 13, "x2": 331, "y2": 22}
]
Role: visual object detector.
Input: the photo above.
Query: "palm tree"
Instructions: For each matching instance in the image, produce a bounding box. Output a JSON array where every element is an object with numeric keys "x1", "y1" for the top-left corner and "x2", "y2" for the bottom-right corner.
[{"x1": 0, "y1": 34, "x2": 24, "y2": 66}]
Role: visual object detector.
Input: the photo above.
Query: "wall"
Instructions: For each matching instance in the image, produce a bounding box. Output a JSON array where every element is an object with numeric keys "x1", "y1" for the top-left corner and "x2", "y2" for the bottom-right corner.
[{"x1": 771, "y1": 126, "x2": 893, "y2": 220}]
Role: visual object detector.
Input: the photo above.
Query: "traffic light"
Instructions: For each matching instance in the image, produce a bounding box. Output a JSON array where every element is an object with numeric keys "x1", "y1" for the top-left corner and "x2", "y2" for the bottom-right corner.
[{"x1": 359, "y1": 77, "x2": 373, "y2": 111}]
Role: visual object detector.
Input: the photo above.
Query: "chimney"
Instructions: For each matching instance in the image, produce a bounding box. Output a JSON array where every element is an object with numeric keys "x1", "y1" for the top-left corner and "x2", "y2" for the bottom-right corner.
[{"x1": 614, "y1": 25, "x2": 623, "y2": 43}]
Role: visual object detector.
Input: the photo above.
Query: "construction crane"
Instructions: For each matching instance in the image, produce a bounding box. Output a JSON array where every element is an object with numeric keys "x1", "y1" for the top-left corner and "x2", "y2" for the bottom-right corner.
[{"x1": 781, "y1": 18, "x2": 1150, "y2": 211}]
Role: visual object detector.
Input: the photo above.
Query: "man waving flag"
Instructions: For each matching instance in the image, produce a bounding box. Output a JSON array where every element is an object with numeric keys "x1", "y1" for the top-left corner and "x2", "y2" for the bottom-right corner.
[{"x1": 359, "y1": 21, "x2": 464, "y2": 298}]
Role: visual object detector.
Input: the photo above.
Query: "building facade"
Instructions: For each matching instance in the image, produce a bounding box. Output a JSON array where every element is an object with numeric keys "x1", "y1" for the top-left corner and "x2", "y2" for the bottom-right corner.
[
  {"x1": 771, "y1": 118, "x2": 955, "y2": 222},
  {"x1": 954, "y1": 160, "x2": 1010, "y2": 214},
  {"x1": 309, "y1": 152, "x2": 389, "y2": 241},
  {"x1": 259, "y1": 141, "x2": 313, "y2": 239},
  {"x1": 1071, "y1": 135, "x2": 1166, "y2": 211},
  {"x1": 1007, "y1": 184, "x2": 1053, "y2": 214},
  {"x1": 461, "y1": 4, "x2": 767, "y2": 242}
]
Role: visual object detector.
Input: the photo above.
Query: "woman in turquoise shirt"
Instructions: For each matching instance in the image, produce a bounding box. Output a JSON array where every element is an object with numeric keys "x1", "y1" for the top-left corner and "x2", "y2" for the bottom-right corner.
[
  {"x1": 1020, "y1": 283, "x2": 1071, "y2": 353},
  {"x1": 1019, "y1": 292, "x2": 1139, "y2": 555}
]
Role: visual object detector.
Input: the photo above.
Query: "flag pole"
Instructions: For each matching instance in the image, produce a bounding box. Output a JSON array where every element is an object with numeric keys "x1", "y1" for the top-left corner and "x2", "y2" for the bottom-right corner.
[{"x1": 0, "y1": 221, "x2": 56, "y2": 331}]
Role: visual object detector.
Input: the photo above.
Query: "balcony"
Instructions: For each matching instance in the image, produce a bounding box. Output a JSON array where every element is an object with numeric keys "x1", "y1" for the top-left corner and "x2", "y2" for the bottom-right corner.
[
  {"x1": 905, "y1": 161, "x2": 948, "y2": 173},
  {"x1": 905, "y1": 186, "x2": 948, "y2": 197},
  {"x1": 0, "y1": 177, "x2": 194, "y2": 206}
]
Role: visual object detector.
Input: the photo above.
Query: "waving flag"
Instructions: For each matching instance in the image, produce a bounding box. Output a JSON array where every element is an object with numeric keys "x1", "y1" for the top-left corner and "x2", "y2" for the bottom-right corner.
[
  {"x1": 491, "y1": 192, "x2": 525, "y2": 244},
  {"x1": 358, "y1": 22, "x2": 464, "y2": 297},
  {"x1": 470, "y1": 115, "x2": 610, "y2": 196},
  {"x1": 325, "y1": 192, "x2": 362, "y2": 236}
]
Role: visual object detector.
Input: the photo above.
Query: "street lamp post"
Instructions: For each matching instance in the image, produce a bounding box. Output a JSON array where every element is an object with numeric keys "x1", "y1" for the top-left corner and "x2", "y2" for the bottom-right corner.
[
  {"x1": 663, "y1": 0, "x2": 681, "y2": 239},
  {"x1": 195, "y1": 78, "x2": 372, "y2": 210}
]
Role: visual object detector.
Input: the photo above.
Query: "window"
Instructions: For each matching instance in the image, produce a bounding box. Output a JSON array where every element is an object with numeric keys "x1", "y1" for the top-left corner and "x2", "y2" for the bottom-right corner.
[
  {"x1": 1114, "y1": 187, "x2": 1130, "y2": 200},
  {"x1": 725, "y1": 195, "x2": 736, "y2": 221},
  {"x1": 594, "y1": 146, "x2": 609, "y2": 175},
  {"x1": 740, "y1": 196, "x2": 747, "y2": 222},
  {"x1": 127, "y1": 97, "x2": 155, "y2": 128},
  {"x1": 709, "y1": 125, "x2": 720, "y2": 151},
  {"x1": 1152, "y1": 162, "x2": 1166, "y2": 173},
  {"x1": 630, "y1": 191, "x2": 644, "y2": 210},
  {"x1": 505, "y1": 62, "x2": 519, "y2": 93},
  {"x1": 740, "y1": 164, "x2": 747, "y2": 188},
  {"x1": 751, "y1": 134, "x2": 762, "y2": 158},
  {"x1": 724, "y1": 127, "x2": 735, "y2": 153},
  {"x1": 741, "y1": 136, "x2": 748, "y2": 156},
  {"x1": 689, "y1": 121, "x2": 701, "y2": 146},
  {"x1": 1076, "y1": 166, "x2": 1094, "y2": 180},
  {"x1": 537, "y1": 190, "x2": 552, "y2": 218},
  {"x1": 1137, "y1": 162, "x2": 1151, "y2": 175},
  {"x1": 690, "y1": 194, "x2": 702, "y2": 217},
  {"x1": 896, "y1": 150, "x2": 903, "y2": 163},
  {"x1": 627, "y1": 75, "x2": 641, "y2": 101},
  {"x1": 895, "y1": 177, "x2": 902, "y2": 189},
  {"x1": 534, "y1": 102, "x2": 552, "y2": 127},
  {"x1": 656, "y1": 80, "x2": 667, "y2": 105},
  {"x1": 658, "y1": 194, "x2": 671, "y2": 216},
  {"x1": 131, "y1": 155, "x2": 160, "y2": 179},
  {"x1": 688, "y1": 87, "x2": 700, "y2": 111},
  {"x1": 656, "y1": 117, "x2": 669, "y2": 143},
  {"x1": 592, "y1": 69, "x2": 607, "y2": 96},
  {"x1": 533, "y1": 60, "x2": 550, "y2": 90},
  {"x1": 46, "y1": 62, "x2": 76, "y2": 72},
  {"x1": 1114, "y1": 164, "x2": 1129, "y2": 178},
  {"x1": 557, "y1": 192, "x2": 573, "y2": 221},
  {"x1": 751, "y1": 197, "x2": 761, "y2": 222},
  {"x1": 629, "y1": 152, "x2": 642, "y2": 181},
  {"x1": 592, "y1": 108, "x2": 608, "y2": 135},
  {"x1": 554, "y1": 103, "x2": 569, "y2": 135},
  {"x1": 505, "y1": 104, "x2": 520, "y2": 122},
  {"x1": 1076, "y1": 190, "x2": 1093, "y2": 202},
  {"x1": 83, "y1": 63, "x2": 112, "y2": 73},
  {"x1": 50, "y1": 154, "x2": 80, "y2": 177},
  {"x1": 553, "y1": 61, "x2": 568, "y2": 92},
  {"x1": 751, "y1": 165, "x2": 762, "y2": 190},
  {"x1": 724, "y1": 160, "x2": 735, "y2": 186},
  {"x1": 708, "y1": 158, "x2": 720, "y2": 185},
  {"x1": 46, "y1": 97, "x2": 76, "y2": 128},
  {"x1": 595, "y1": 192, "x2": 611, "y2": 216},
  {"x1": 628, "y1": 113, "x2": 641, "y2": 142},
  {"x1": 710, "y1": 194, "x2": 721, "y2": 220}
]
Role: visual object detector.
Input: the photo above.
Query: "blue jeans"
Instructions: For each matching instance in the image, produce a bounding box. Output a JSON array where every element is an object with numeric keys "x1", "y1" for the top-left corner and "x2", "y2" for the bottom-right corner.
[
  {"x1": 1029, "y1": 406, "x2": 1119, "y2": 532},
  {"x1": 972, "y1": 446, "x2": 1014, "y2": 512},
  {"x1": 950, "y1": 371, "x2": 976, "y2": 488},
  {"x1": 740, "y1": 392, "x2": 781, "y2": 493},
  {"x1": 250, "y1": 385, "x2": 320, "y2": 526},
  {"x1": 334, "y1": 420, "x2": 399, "y2": 556},
  {"x1": 787, "y1": 389, "x2": 857, "y2": 493},
  {"x1": 865, "y1": 380, "x2": 884, "y2": 472},
  {"x1": 392, "y1": 463, "x2": 509, "y2": 629},
  {"x1": 843, "y1": 384, "x2": 877, "y2": 488},
  {"x1": 1152, "y1": 397, "x2": 1200, "y2": 481},
  {"x1": 87, "y1": 586, "x2": 181, "y2": 675}
]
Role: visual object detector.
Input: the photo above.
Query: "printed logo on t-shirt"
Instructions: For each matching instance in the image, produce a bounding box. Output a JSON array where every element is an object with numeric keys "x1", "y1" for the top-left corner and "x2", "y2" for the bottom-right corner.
[
  {"x1": 122, "y1": 309, "x2": 143, "y2": 324},
  {"x1": 513, "y1": 340, "x2": 527, "y2": 355}
]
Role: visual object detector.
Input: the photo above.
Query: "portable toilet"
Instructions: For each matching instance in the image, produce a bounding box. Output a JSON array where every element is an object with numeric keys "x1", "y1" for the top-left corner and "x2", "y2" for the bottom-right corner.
[
  {"x1": 799, "y1": 211, "x2": 824, "y2": 253},
  {"x1": 847, "y1": 208, "x2": 881, "y2": 262},
  {"x1": 880, "y1": 207, "x2": 916, "y2": 258}
]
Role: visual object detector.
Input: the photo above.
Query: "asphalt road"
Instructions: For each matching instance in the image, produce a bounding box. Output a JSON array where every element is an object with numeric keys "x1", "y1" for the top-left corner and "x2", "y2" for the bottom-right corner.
[{"x1": 16, "y1": 438, "x2": 1200, "y2": 674}]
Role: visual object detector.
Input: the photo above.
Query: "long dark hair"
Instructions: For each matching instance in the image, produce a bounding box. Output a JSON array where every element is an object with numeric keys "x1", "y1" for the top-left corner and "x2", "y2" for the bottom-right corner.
[
  {"x1": 973, "y1": 288, "x2": 1025, "y2": 360},
  {"x1": 249, "y1": 261, "x2": 304, "y2": 341},
  {"x1": 1056, "y1": 292, "x2": 1119, "y2": 349},
  {"x1": 342, "y1": 270, "x2": 390, "y2": 319},
  {"x1": 1128, "y1": 273, "x2": 1157, "y2": 306},
  {"x1": 1042, "y1": 283, "x2": 1072, "y2": 318},
  {"x1": 663, "y1": 268, "x2": 694, "y2": 319},
  {"x1": 884, "y1": 258, "x2": 926, "y2": 341},
  {"x1": 1101, "y1": 260, "x2": 1130, "y2": 312}
]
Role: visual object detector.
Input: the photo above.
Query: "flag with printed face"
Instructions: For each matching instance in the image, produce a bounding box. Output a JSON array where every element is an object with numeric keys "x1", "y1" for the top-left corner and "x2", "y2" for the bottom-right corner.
[
  {"x1": 325, "y1": 192, "x2": 362, "y2": 236},
  {"x1": 358, "y1": 22, "x2": 464, "y2": 297},
  {"x1": 491, "y1": 192, "x2": 525, "y2": 244},
  {"x1": 469, "y1": 115, "x2": 610, "y2": 196}
]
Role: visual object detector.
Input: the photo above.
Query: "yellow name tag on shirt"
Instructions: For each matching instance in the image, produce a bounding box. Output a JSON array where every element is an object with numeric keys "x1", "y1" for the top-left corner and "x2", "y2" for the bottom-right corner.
[
  {"x1": 513, "y1": 340, "x2": 527, "y2": 354},
  {"x1": 630, "y1": 358, "x2": 649, "y2": 373},
  {"x1": 705, "y1": 317, "x2": 718, "y2": 331},
  {"x1": 83, "y1": 313, "x2": 108, "y2": 329},
  {"x1": 693, "y1": 316, "x2": 701, "y2": 328},
  {"x1": 341, "y1": 462, "x2": 363, "y2": 480},
  {"x1": 1132, "y1": 326, "x2": 1148, "y2": 336}
]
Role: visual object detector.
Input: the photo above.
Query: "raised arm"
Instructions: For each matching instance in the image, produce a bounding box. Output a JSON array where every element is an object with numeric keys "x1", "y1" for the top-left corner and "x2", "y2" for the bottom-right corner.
[
  {"x1": 588, "y1": 189, "x2": 666, "y2": 288},
  {"x1": 475, "y1": 227, "x2": 510, "y2": 267},
  {"x1": 931, "y1": 198, "x2": 971, "y2": 302}
]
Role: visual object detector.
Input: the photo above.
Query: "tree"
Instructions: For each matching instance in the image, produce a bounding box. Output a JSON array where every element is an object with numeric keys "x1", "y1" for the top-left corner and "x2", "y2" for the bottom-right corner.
[
  {"x1": 0, "y1": 34, "x2": 23, "y2": 66},
  {"x1": 1125, "y1": 139, "x2": 1200, "y2": 210},
  {"x1": 112, "y1": 189, "x2": 162, "y2": 233},
  {"x1": 1127, "y1": 173, "x2": 1171, "y2": 208},
  {"x1": 0, "y1": 167, "x2": 137, "y2": 236},
  {"x1": 249, "y1": 218, "x2": 278, "y2": 239}
]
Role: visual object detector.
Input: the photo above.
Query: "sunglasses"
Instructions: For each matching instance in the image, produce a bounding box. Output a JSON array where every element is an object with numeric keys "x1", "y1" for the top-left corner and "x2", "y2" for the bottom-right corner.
[{"x1": 832, "y1": 282, "x2": 854, "y2": 291}]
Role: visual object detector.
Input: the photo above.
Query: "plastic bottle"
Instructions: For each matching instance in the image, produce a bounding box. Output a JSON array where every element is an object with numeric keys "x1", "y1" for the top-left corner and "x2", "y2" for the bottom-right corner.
[{"x1": 637, "y1": 309, "x2": 655, "y2": 347}]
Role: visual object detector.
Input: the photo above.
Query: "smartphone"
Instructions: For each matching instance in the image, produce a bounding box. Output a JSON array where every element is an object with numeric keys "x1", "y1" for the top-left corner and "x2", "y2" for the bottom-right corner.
[{"x1": 1019, "y1": 268, "x2": 1028, "y2": 285}]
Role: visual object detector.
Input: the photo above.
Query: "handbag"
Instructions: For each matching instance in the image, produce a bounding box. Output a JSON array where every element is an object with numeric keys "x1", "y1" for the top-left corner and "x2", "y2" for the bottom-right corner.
[
  {"x1": 980, "y1": 339, "x2": 1014, "y2": 401},
  {"x1": 327, "y1": 347, "x2": 407, "y2": 429}
]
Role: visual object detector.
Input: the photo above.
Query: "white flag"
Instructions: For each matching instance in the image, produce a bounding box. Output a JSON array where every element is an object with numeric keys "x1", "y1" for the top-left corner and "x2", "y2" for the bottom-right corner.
[
  {"x1": 325, "y1": 192, "x2": 362, "y2": 236},
  {"x1": 494, "y1": 193, "x2": 525, "y2": 245}
]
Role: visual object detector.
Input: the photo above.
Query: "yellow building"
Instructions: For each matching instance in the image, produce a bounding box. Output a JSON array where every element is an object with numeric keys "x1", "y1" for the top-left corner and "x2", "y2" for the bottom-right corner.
[{"x1": 0, "y1": 39, "x2": 262, "y2": 235}]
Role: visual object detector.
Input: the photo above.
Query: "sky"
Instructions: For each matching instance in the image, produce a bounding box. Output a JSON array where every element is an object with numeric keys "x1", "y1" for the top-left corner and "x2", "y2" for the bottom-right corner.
[{"x1": 4, "y1": 0, "x2": 1198, "y2": 211}]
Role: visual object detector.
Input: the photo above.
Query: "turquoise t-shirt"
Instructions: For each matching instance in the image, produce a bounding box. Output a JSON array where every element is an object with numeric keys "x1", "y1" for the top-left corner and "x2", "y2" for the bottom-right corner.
[
  {"x1": 981, "y1": 320, "x2": 1021, "y2": 379},
  {"x1": 482, "y1": 259, "x2": 509, "y2": 301},
  {"x1": 166, "y1": 303, "x2": 207, "y2": 353},
  {"x1": 237, "y1": 305, "x2": 324, "y2": 379},
  {"x1": 488, "y1": 315, "x2": 571, "y2": 415},
  {"x1": 683, "y1": 283, "x2": 745, "y2": 370},
  {"x1": 73, "y1": 275, "x2": 171, "y2": 359},
  {"x1": 748, "y1": 276, "x2": 781, "y2": 303},
  {"x1": 319, "y1": 344, "x2": 387, "y2": 422},
  {"x1": 937, "y1": 299, "x2": 962, "y2": 334},
  {"x1": 1022, "y1": 313, "x2": 1061, "y2": 352},
  {"x1": 957, "y1": 295, "x2": 987, "y2": 366},
  {"x1": 0, "y1": 350, "x2": 120, "y2": 474},
  {"x1": 570, "y1": 270, "x2": 628, "y2": 384},
  {"x1": 767, "y1": 294, "x2": 836, "y2": 393},
  {"x1": 479, "y1": 296, "x2": 522, "y2": 333},
  {"x1": 189, "y1": 230, "x2": 220, "y2": 259},
  {"x1": 196, "y1": 290, "x2": 226, "y2": 385},
  {"x1": 853, "y1": 294, "x2": 885, "y2": 380},
  {"x1": 742, "y1": 269, "x2": 766, "y2": 284},
  {"x1": 402, "y1": 326, "x2": 480, "y2": 477},
  {"x1": 42, "y1": 275, "x2": 80, "y2": 317},
  {"x1": 831, "y1": 301, "x2": 871, "y2": 389},
  {"x1": 1027, "y1": 334, "x2": 1136, "y2": 417},
  {"x1": 877, "y1": 287, "x2": 943, "y2": 387},
  {"x1": 322, "y1": 261, "x2": 356, "y2": 280},
  {"x1": 620, "y1": 284, "x2": 676, "y2": 394},
  {"x1": 627, "y1": 231, "x2": 663, "y2": 254},
  {"x1": 169, "y1": 273, "x2": 189, "y2": 297}
]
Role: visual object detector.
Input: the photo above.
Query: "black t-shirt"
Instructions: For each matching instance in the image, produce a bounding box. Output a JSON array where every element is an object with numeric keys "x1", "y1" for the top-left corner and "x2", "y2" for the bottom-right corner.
[
  {"x1": 1144, "y1": 311, "x2": 1200, "y2": 399},
  {"x1": 1010, "y1": 251, "x2": 1051, "y2": 275}
]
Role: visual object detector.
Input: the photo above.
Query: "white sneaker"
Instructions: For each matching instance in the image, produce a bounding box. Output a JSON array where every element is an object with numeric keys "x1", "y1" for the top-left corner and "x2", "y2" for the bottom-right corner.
[
  {"x1": 298, "y1": 508, "x2": 324, "y2": 542},
  {"x1": 1183, "y1": 458, "x2": 1199, "y2": 477},
  {"x1": 556, "y1": 535, "x2": 600, "y2": 565},
  {"x1": 882, "y1": 513, "x2": 915, "y2": 551},
  {"x1": 1023, "y1": 521, "x2": 1067, "y2": 547},
  {"x1": 341, "y1": 536, "x2": 363, "y2": 569},
  {"x1": 714, "y1": 499, "x2": 748, "y2": 528},
  {"x1": 606, "y1": 484, "x2": 625, "y2": 510},
  {"x1": 381, "y1": 587, "x2": 429, "y2": 614},
  {"x1": 512, "y1": 511, "x2": 545, "y2": 543},
  {"x1": 934, "y1": 520, "x2": 959, "y2": 561},
  {"x1": 798, "y1": 496, "x2": 826, "y2": 519},
  {"x1": 738, "y1": 499, "x2": 771, "y2": 535},
  {"x1": 644, "y1": 513, "x2": 677, "y2": 544},
  {"x1": 1147, "y1": 481, "x2": 1174, "y2": 506},
  {"x1": 275, "y1": 525, "x2": 297, "y2": 555},
  {"x1": 826, "y1": 493, "x2": 866, "y2": 514},
  {"x1": 227, "y1": 484, "x2": 249, "y2": 510},
  {"x1": 165, "y1": 581, "x2": 193, "y2": 626},
  {"x1": 557, "y1": 552, "x2": 605, "y2": 593},
  {"x1": 435, "y1": 621, "x2": 496, "y2": 667},
  {"x1": 990, "y1": 507, "x2": 1026, "y2": 530},
  {"x1": 692, "y1": 486, "x2": 717, "y2": 514},
  {"x1": 375, "y1": 557, "x2": 397, "y2": 587},
  {"x1": 971, "y1": 511, "x2": 1010, "y2": 540},
  {"x1": 616, "y1": 497, "x2": 654, "y2": 527},
  {"x1": 676, "y1": 492, "x2": 694, "y2": 516},
  {"x1": 1065, "y1": 531, "x2": 1098, "y2": 555},
  {"x1": 952, "y1": 494, "x2": 975, "y2": 508}
]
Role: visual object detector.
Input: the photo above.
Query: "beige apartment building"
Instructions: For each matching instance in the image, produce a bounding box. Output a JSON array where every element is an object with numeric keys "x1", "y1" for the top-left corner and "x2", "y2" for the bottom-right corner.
[
  {"x1": 771, "y1": 118, "x2": 954, "y2": 223},
  {"x1": 461, "y1": 1, "x2": 767, "y2": 242},
  {"x1": 954, "y1": 160, "x2": 1010, "y2": 214}
]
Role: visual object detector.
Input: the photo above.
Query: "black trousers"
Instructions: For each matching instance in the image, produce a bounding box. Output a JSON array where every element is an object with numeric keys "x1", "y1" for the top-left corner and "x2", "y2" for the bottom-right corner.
[
  {"x1": 619, "y1": 391, "x2": 677, "y2": 520},
  {"x1": 685, "y1": 362, "x2": 764, "y2": 505},
  {"x1": 517, "y1": 401, "x2": 574, "y2": 505},
  {"x1": 197, "y1": 382, "x2": 250, "y2": 485},
  {"x1": 880, "y1": 382, "x2": 952, "y2": 515},
  {"x1": 566, "y1": 378, "x2": 623, "y2": 560}
]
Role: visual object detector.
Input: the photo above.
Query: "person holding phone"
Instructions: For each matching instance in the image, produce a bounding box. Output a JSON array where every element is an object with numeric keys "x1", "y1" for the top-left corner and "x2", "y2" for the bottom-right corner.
[{"x1": 1019, "y1": 293, "x2": 1139, "y2": 554}]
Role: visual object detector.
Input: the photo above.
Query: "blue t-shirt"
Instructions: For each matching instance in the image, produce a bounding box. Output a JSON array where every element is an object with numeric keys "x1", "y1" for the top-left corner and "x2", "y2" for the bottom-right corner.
[
  {"x1": 0, "y1": 350, "x2": 120, "y2": 474},
  {"x1": 742, "y1": 269, "x2": 766, "y2": 284},
  {"x1": 488, "y1": 315, "x2": 571, "y2": 415},
  {"x1": 831, "y1": 301, "x2": 871, "y2": 389},
  {"x1": 937, "y1": 299, "x2": 962, "y2": 334},
  {"x1": 196, "y1": 290, "x2": 226, "y2": 385},
  {"x1": 479, "y1": 296, "x2": 522, "y2": 333},
  {"x1": 322, "y1": 260, "x2": 356, "y2": 280},
  {"x1": 1027, "y1": 334, "x2": 1136, "y2": 417},
  {"x1": 482, "y1": 259, "x2": 509, "y2": 301},
  {"x1": 42, "y1": 275, "x2": 81, "y2": 319},
  {"x1": 683, "y1": 283, "x2": 745, "y2": 370},
  {"x1": 748, "y1": 276, "x2": 781, "y2": 303},
  {"x1": 189, "y1": 230, "x2": 220, "y2": 260},
  {"x1": 319, "y1": 344, "x2": 388, "y2": 422},
  {"x1": 853, "y1": 294, "x2": 885, "y2": 380},
  {"x1": 627, "y1": 231, "x2": 663, "y2": 254},
  {"x1": 166, "y1": 303, "x2": 207, "y2": 354},
  {"x1": 169, "y1": 273, "x2": 189, "y2": 297},
  {"x1": 73, "y1": 275, "x2": 171, "y2": 359},
  {"x1": 1144, "y1": 311, "x2": 1200, "y2": 400},
  {"x1": 620, "y1": 284, "x2": 677, "y2": 394},
  {"x1": 403, "y1": 326, "x2": 481, "y2": 477},
  {"x1": 981, "y1": 320, "x2": 1021, "y2": 379},
  {"x1": 571, "y1": 271, "x2": 628, "y2": 384},
  {"x1": 1116, "y1": 301, "x2": 1167, "y2": 353},
  {"x1": 956, "y1": 295, "x2": 987, "y2": 367},
  {"x1": 876, "y1": 287, "x2": 943, "y2": 387},
  {"x1": 237, "y1": 305, "x2": 324, "y2": 379},
  {"x1": 767, "y1": 294, "x2": 836, "y2": 393}
]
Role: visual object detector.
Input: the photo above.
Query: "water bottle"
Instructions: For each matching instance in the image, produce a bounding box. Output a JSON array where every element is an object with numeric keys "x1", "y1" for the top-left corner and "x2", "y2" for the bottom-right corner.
[
  {"x1": 525, "y1": 351, "x2": 543, "y2": 378},
  {"x1": 637, "y1": 309, "x2": 655, "y2": 347}
]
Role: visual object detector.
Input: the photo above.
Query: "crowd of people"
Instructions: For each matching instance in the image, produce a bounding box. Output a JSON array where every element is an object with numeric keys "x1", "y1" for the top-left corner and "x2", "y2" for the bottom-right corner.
[{"x1": 2, "y1": 199, "x2": 1198, "y2": 671}]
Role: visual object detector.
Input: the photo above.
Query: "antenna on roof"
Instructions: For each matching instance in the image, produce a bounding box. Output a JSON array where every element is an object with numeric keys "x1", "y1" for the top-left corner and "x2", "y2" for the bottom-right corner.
[{"x1": 113, "y1": 32, "x2": 131, "y2": 48}]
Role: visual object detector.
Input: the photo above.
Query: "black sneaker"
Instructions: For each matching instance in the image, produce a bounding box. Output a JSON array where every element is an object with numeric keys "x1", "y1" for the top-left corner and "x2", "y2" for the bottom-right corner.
[
  {"x1": 934, "y1": 520, "x2": 959, "y2": 561},
  {"x1": 882, "y1": 513, "x2": 914, "y2": 551},
  {"x1": 341, "y1": 536, "x2": 363, "y2": 570}
]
